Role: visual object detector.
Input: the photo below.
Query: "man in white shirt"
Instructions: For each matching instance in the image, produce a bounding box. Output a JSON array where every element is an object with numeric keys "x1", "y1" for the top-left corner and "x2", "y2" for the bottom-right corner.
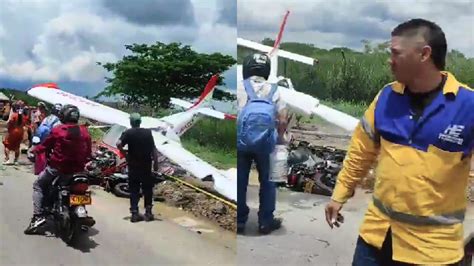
[{"x1": 237, "y1": 53, "x2": 289, "y2": 235}]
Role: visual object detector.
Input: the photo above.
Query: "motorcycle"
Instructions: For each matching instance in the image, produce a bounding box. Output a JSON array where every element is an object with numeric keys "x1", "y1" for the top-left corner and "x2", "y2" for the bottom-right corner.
[
  {"x1": 85, "y1": 146, "x2": 130, "y2": 197},
  {"x1": 85, "y1": 146, "x2": 166, "y2": 198},
  {"x1": 286, "y1": 141, "x2": 344, "y2": 196},
  {"x1": 28, "y1": 136, "x2": 95, "y2": 245},
  {"x1": 43, "y1": 172, "x2": 95, "y2": 245}
]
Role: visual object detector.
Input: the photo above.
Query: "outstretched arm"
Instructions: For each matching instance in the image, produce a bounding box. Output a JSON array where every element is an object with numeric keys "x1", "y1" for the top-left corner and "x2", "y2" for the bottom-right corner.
[{"x1": 325, "y1": 92, "x2": 382, "y2": 228}]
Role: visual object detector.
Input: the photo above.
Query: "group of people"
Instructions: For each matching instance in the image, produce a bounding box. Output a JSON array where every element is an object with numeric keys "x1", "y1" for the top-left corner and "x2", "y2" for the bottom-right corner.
[
  {"x1": 1, "y1": 101, "x2": 49, "y2": 164},
  {"x1": 237, "y1": 18, "x2": 473, "y2": 265},
  {"x1": 22, "y1": 104, "x2": 159, "y2": 234},
  {"x1": 0, "y1": 99, "x2": 159, "y2": 233}
]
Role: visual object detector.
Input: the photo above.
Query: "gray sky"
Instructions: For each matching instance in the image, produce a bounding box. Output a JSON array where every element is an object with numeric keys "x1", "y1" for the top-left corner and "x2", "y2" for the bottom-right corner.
[
  {"x1": 0, "y1": 0, "x2": 237, "y2": 96},
  {"x1": 238, "y1": 0, "x2": 474, "y2": 58}
]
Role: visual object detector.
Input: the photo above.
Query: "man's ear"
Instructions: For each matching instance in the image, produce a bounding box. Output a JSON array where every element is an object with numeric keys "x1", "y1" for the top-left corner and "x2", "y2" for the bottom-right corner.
[{"x1": 420, "y1": 45, "x2": 432, "y2": 63}]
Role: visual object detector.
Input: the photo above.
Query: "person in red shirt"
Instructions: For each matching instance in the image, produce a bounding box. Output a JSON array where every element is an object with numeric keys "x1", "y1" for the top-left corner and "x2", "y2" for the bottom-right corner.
[
  {"x1": 24, "y1": 104, "x2": 92, "y2": 235},
  {"x1": 2, "y1": 100, "x2": 27, "y2": 164}
]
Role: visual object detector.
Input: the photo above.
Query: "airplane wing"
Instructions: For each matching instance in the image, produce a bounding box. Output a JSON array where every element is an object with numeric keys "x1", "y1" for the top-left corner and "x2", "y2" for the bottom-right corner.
[
  {"x1": 28, "y1": 83, "x2": 237, "y2": 201},
  {"x1": 169, "y1": 98, "x2": 234, "y2": 120},
  {"x1": 237, "y1": 38, "x2": 315, "y2": 66},
  {"x1": 169, "y1": 98, "x2": 193, "y2": 109},
  {"x1": 312, "y1": 104, "x2": 359, "y2": 132},
  {"x1": 27, "y1": 83, "x2": 130, "y2": 127},
  {"x1": 151, "y1": 131, "x2": 236, "y2": 201}
]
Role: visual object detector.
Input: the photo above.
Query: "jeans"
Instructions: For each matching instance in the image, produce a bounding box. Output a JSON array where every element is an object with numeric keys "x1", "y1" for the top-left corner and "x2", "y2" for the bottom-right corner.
[
  {"x1": 32, "y1": 166, "x2": 59, "y2": 215},
  {"x1": 237, "y1": 150, "x2": 275, "y2": 227},
  {"x1": 353, "y1": 229, "x2": 462, "y2": 266},
  {"x1": 128, "y1": 168, "x2": 153, "y2": 213}
]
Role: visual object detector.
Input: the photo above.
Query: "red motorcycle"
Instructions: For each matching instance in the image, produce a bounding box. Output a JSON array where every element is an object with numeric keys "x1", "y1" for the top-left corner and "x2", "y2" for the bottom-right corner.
[
  {"x1": 86, "y1": 143, "x2": 167, "y2": 198},
  {"x1": 85, "y1": 144, "x2": 130, "y2": 197}
]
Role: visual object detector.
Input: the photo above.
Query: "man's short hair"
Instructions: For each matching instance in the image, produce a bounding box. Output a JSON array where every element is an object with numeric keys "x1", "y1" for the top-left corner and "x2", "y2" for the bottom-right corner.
[{"x1": 392, "y1": 18, "x2": 447, "y2": 70}]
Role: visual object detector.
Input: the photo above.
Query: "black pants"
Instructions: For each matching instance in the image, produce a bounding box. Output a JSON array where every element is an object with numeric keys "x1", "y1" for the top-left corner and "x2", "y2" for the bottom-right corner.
[{"x1": 128, "y1": 168, "x2": 153, "y2": 213}]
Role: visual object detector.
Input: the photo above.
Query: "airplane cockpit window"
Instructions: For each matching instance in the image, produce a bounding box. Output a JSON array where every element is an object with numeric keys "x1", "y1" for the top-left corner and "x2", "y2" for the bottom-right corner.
[{"x1": 102, "y1": 124, "x2": 128, "y2": 148}]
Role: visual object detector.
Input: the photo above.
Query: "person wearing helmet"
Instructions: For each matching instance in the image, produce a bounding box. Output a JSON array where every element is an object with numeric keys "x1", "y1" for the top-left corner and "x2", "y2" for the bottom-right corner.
[
  {"x1": 236, "y1": 53, "x2": 289, "y2": 235},
  {"x1": 2, "y1": 100, "x2": 27, "y2": 164},
  {"x1": 117, "y1": 112, "x2": 159, "y2": 223},
  {"x1": 34, "y1": 103, "x2": 62, "y2": 142},
  {"x1": 24, "y1": 104, "x2": 92, "y2": 234}
]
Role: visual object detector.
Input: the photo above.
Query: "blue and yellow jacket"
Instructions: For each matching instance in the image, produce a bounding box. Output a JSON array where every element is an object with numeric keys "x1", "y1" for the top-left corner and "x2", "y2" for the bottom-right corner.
[{"x1": 332, "y1": 72, "x2": 474, "y2": 264}]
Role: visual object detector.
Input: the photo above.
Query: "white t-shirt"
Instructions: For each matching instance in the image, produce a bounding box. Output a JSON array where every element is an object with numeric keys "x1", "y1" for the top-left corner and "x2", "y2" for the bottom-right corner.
[{"x1": 237, "y1": 76, "x2": 287, "y2": 114}]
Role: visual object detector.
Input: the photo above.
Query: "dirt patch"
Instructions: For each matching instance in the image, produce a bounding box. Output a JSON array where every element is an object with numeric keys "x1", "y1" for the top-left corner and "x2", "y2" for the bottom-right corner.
[
  {"x1": 291, "y1": 123, "x2": 351, "y2": 150},
  {"x1": 154, "y1": 180, "x2": 236, "y2": 232},
  {"x1": 152, "y1": 157, "x2": 236, "y2": 232}
]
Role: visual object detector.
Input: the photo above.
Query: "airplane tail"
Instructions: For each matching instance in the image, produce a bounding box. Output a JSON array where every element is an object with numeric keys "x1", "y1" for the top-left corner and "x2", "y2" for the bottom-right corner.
[
  {"x1": 169, "y1": 75, "x2": 218, "y2": 110},
  {"x1": 189, "y1": 75, "x2": 218, "y2": 109},
  {"x1": 268, "y1": 10, "x2": 290, "y2": 57},
  {"x1": 165, "y1": 74, "x2": 235, "y2": 136}
]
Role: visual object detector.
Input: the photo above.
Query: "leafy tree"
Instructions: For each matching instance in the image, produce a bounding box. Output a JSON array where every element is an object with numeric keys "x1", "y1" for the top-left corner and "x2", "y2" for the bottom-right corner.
[{"x1": 97, "y1": 42, "x2": 236, "y2": 108}]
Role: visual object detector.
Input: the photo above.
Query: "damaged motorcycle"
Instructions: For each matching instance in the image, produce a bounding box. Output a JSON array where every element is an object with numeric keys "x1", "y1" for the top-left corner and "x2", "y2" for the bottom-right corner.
[{"x1": 285, "y1": 141, "x2": 346, "y2": 196}]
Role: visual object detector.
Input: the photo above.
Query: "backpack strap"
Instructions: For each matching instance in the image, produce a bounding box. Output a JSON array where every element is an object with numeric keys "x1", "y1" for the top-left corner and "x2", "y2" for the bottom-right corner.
[
  {"x1": 266, "y1": 83, "x2": 278, "y2": 101},
  {"x1": 243, "y1": 78, "x2": 258, "y2": 100}
]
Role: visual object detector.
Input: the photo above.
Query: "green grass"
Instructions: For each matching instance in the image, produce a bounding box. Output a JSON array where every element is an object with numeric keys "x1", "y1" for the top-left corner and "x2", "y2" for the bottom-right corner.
[
  {"x1": 88, "y1": 127, "x2": 106, "y2": 142},
  {"x1": 181, "y1": 138, "x2": 235, "y2": 169},
  {"x1": 297, "y1": 100, "x2": 368, "y2": 126},
  {"x1": 239, "y1": 43, "x2": 474, "y2": 107},
  {"x1": 181, "y1": 117, "x2": 236, "y2": 168},
  {"x1": 321, "y1": 100, "x2": 368, "y2": 117}
]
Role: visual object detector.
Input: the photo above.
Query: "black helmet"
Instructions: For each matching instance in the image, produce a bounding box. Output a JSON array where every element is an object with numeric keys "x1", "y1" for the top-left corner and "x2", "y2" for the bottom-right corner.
[
  {"x1": 242, "y1": 53, "x2": 271, "y2": 80},
  {"x1": 60, "y1": 104, "x2": 80, "y2": 123},
  {"x1": 52, "y1": 103, "x2": 62, "y2": 116}
]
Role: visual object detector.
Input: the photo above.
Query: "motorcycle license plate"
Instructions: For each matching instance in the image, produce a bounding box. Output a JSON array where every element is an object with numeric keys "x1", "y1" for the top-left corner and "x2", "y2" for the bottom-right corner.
[{"x1": 70, "y1": 194, "x2": 91, "y2": 205}]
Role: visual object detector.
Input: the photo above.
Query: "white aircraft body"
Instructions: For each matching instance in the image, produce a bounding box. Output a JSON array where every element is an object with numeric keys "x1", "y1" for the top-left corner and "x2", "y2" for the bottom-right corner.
[
  {"x1": 27, "y1": 76, "x2": 237, "y2": 201},
  {"x1": 237, "y1": 11, "x2": 359, "y2": 132}
]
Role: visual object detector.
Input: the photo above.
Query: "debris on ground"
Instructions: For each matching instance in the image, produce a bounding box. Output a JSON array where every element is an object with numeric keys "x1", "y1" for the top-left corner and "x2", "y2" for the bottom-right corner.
[
  {"x1": 88, "y1": 129, "x2": 237, "y2": 232},
  {"x1": 154, "y1": 180, "x2": 236, "y2": 232},
  {"x1": 288, "y1": 127, "x2": 375, "y2": 194},
  {"x1": 151, "y1": 154, "x2": 236, "y2": 231},
  {"x1": 283, "y1": 140, "x2": 346, "y2": 196}
]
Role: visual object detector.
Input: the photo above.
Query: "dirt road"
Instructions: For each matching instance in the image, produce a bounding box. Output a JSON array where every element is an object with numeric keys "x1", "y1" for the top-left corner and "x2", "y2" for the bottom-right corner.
[{"x1": 0, "y1": 142, "x2": 236, "y2": 265}]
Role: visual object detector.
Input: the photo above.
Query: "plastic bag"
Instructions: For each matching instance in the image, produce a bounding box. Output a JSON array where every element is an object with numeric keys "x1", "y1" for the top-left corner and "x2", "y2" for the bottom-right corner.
[{"x1": 269, "y1": 144, "x2": 289, "y2": 182}]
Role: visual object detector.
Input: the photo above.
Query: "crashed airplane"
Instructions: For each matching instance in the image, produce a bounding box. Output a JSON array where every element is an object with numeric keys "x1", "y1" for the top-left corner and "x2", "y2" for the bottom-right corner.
[
  {"x1": 27, "y1": 75, "x2": 237, "y2": 202},
  {"x1": 237, "y1": 10, "x2": 360, "y2": 132}
]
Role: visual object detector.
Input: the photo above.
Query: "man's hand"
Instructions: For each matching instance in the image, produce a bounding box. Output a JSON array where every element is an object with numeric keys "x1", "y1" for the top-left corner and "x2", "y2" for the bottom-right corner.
[{"x1": 325, "y1": 199, "x2": 344, "y2": 229}]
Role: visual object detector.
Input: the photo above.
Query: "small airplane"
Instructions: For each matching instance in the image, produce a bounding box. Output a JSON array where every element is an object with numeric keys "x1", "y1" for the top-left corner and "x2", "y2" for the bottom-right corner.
[
  {"x1": 27, "y1": 75, "x2": 237, "y2": 201},
  {"x1": 237, "y1": 10, "x2": 359, "y2": 132}
]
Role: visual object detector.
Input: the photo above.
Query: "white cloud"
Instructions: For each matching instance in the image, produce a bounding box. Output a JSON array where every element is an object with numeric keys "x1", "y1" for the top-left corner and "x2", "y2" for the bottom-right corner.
[
  {"x1": 0, "y1": 0, "x2": 236, "y2": 89},
  {"x1": 238, "y1": 0, "x2": 474, "y2": 57}
]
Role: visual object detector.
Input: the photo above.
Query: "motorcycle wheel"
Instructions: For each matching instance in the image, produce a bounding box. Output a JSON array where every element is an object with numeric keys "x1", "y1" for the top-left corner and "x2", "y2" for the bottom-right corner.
[
  {"x1": 113, "y1": 182, "x2": 131, "y2": 198},
  {"x1": 57, "y1": 212, "x2": 79, "y2": 245},
  {"x1": 313, "y1": 174, "x2": 334, "y2": 196}
]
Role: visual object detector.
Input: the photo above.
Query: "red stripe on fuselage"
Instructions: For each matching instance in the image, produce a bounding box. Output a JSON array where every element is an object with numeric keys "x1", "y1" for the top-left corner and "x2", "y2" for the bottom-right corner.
[
  {"x1": 189, "y1": 75, "x2": 218, "y2": 109},
  {"x1": 32, "y1": 83, "x2": 59, "y2": 89}
]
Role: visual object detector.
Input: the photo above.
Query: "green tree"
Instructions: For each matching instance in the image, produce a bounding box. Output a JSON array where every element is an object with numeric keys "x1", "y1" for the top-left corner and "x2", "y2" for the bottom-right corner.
[{"x1": 97, "y1": 42, "x2": 236, "y2": 108}]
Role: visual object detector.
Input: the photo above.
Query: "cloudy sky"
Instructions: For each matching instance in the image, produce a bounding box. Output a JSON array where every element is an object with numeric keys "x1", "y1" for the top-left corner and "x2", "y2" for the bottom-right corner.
[
  {"x1": 238, "y1": 0, "x2": 474, "y2": 58},
  {"x1": 0, "y1": 0, "x2": 237, "y2": 97}
]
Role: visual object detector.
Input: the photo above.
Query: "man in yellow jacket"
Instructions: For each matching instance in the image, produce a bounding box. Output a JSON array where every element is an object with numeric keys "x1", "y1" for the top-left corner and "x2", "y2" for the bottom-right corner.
[{"x1": 325, "y1": 18, "x2": 473, "y2": 265}]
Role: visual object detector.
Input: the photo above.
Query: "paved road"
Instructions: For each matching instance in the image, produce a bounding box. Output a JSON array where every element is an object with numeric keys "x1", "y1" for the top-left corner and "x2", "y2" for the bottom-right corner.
[
  {"x1": 238, "y1": 182, "x2": 474, "y2": 266},
  {"x1": 0, "y1": 152, "x2": 236, "y2": 266}
]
